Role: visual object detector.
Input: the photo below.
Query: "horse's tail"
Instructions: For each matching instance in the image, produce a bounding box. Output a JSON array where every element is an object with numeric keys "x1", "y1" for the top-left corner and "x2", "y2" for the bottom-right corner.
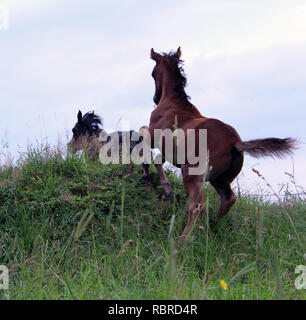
[{"x1": 235, "y1": 137, "x2": 297, "y2": 158}]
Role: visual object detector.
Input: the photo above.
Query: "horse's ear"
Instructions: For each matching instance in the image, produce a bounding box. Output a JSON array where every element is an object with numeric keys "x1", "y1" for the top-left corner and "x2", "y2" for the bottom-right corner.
[
  {"x1": 176, "y1": 47, "x2": 182, "y2": 59},
  {"x1": 151, "y1": 48, "x2": 161, "y2": 62},
  {"x1": 77, "y1": 110, "x2": 82, "y2": 123}
]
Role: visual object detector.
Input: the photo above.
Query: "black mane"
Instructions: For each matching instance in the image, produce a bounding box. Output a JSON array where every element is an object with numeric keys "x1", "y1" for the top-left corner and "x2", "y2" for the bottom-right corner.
[
  {"x1": 82, "y1": 111, "x2": 103, "y2": 134},
  {"x1": 163, "y1": 51, "x2": 191, "y2": 105},
  {"x1": 73, "y1": 110, "x2": 103, "y2": 138}
]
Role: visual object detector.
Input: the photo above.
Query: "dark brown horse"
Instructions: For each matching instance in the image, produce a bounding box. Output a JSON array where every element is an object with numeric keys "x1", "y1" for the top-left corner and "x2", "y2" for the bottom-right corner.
[
  {"x1": 67, "y1": 110, "x2": 152, "y2": 177},
  {"x1": 142, "y1": 47, "x2": 297, "y2": 243}
]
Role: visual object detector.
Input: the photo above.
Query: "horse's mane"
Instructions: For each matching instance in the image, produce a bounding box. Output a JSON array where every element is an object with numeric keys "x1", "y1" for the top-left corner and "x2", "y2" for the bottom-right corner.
[
  {"x1": 82, "y1": 111, "x2": 103, "y2": 135},
  {"x1": 162, "y1": 51, "x2": 192, "y2": 106}
]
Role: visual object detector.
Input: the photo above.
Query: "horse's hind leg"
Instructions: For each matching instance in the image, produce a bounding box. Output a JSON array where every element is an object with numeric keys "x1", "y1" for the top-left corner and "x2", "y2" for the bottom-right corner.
[
  {"x1": 179, "y1": 165, "x2": 206, "y2": 243},
  {"x1": 210, "y1": 179, "x2": 236, "y2": 218},
  {"x1": 210, "y1": 148, "x2": 243, "y2": 218}
]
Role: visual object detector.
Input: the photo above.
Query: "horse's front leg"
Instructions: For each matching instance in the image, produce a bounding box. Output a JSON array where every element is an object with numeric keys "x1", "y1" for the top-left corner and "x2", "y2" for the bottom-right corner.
[
  {"x1": 139, "y1": 125, "x2": 174, "y2": 197},
  {"x1": 154, "y1": 162, "x2": 174, "y2": 197},
  {"x1": 142, "y1": 163, "x2": 152, "y2": 181},
  {"x1": 138, "y1": 126, "x2": 152, "y2": 181},
  {"x1": 179, "y1": 165, "x2": 206, "y2": 243}
]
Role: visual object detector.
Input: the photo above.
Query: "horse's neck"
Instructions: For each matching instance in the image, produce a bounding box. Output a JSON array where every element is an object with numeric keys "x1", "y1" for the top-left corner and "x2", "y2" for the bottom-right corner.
[
  {"x1": 159, "y1": 75, "x2": 203, "y2": 117},
  {"x1": 87, "y1": 135, "x2": 102, "y2": 154},
  {"x1": 188, "y1": 105, "x2": 203, "y2": 117},
  {"x1": 161, "y1": 75, "x2": 182, "y2": 101}
]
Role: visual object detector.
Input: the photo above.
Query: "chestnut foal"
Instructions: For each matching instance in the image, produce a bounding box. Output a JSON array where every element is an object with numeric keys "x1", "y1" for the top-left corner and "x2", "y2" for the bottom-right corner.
[{"x1": 141, "y1": 47, "x2": 296, "y2": 243}]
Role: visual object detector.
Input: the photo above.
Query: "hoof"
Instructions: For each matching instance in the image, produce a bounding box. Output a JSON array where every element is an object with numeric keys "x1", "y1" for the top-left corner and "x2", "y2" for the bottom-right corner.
[
  {"x1": 177, "y1": 235, "x2": 186, "y2": 244},
  {"x1": 161, "y1": 190, "x2": 179, "y2": 203},
  {"x1": 164, "y1": 190, "x2": 174, "y2": 197},
  {"x1": 142, "y1": 174, "x2": 153, "y2": 183},
  {"x1": 217, "y1": 214, "x2": 224, "y2": 221},
  {"x1": 160, "y1": 183, "x2": 175, "y2": 198},
  {"x1": 159, "y1": 192, "x2": 174, "y2": 200}
]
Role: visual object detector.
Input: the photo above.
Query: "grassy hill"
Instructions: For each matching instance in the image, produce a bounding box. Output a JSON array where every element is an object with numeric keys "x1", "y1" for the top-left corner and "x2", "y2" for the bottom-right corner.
[{"x1": 0, "y1": 144, "x2": 305, "y2": 300}]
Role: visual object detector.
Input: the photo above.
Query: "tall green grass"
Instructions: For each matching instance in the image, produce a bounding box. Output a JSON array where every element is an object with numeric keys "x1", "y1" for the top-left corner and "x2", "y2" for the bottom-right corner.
[{"x1": 0, "y1": 144, "x2": 305, "y2": 300}]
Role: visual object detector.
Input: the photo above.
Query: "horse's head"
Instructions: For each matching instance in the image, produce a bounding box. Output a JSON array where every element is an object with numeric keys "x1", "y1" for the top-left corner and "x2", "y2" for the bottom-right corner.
[
  {"x1": 150, "y1": 47, "x2": 188, "y2": 105},
  {"x1": 67, "y1": 110, "x2": 103, "y2": 153}
]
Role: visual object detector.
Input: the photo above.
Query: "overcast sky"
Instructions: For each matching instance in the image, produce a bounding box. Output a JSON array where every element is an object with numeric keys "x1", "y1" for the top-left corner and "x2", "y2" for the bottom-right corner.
[{"x1": 0, "y1": 0, "x2": 305, "y2": 198}]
